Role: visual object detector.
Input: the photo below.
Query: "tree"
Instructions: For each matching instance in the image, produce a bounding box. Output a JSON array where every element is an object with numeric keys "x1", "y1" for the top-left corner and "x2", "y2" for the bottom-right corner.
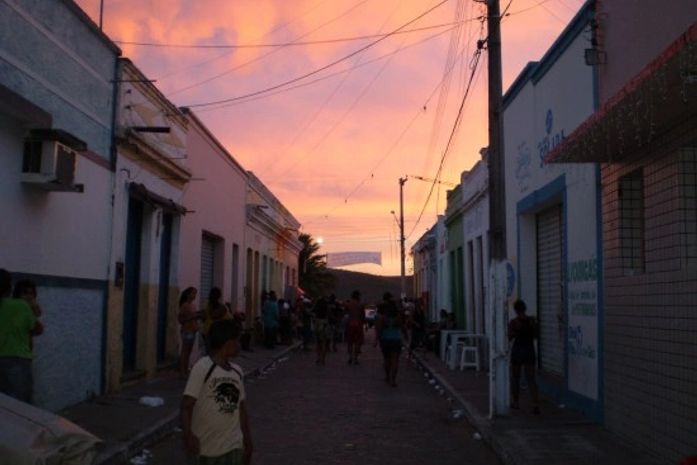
[{"x1": 298, "y1": 233, "x2": 335, "y2": 298}]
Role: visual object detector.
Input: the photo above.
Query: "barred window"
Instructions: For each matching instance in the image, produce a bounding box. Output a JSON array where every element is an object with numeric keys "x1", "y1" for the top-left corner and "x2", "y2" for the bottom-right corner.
[
  {"x1": 619, "y1": 169, "x2": 645, "y2": 275},
  {"x1": 679, "y1": 148, "x2": 697, "y2": 264}
]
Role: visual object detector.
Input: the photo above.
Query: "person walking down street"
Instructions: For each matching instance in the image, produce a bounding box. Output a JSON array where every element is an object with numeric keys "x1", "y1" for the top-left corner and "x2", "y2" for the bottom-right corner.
[
  {"x1": 298, "y1": 298, "x2": 313, "y2": 351},
  {"x1": 312, "y1": 297, "x2": 331, "y2": 365},
  {"x1": 376, "y1": 293, "x2": 403, "y2": 387},
  {"x1": 508, "y1": 299, "x2": 540, "y2": 415},
  {"x1": 327, "y1": 294, "x2": 342, "y2": 352},
  {"x1": 262, "y1": 291, "x2": 279, "y2": 349},
  {"x1": 0, "y1": 269, "x2": 43, "y2": 404},
  {"x1": 181, "y1": 320, "x2": 253, "y2": 465},
  {"x1": 345, "y1": 291, "x2": 365, "y2": 365},
  {"x1": 178, "y1": 287, "x2": 199, "y2": 376},
  {"x1": 278, "y1": 299, "x2": 292, "y2": 345}
]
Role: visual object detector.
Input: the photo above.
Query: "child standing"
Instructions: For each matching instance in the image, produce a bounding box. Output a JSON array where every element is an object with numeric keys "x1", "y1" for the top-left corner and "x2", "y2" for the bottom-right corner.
[{"x1": 181, "y1": 320, "x2": 253, "y2": 465}]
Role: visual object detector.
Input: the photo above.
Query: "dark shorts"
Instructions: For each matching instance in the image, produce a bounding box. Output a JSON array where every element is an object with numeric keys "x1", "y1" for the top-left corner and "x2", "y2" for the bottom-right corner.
[
  {"x1": 189, "y1": 449, "x2": 243, "y2": 465},
  {"x1": 0, "y1": 357, "x2": 33, "y2": 404},
  {"x1": 381, "y1": 339, "x2": 402, "y2": 355}
]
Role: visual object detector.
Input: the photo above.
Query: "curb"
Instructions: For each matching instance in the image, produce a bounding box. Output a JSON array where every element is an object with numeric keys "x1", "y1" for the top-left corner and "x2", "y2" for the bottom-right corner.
[
  {"x1": 411, "y1": 352, "x2": 519, "y2": 465},
  {"x1": 94, "y1": 343, "x2": 301, "y2": 465}
]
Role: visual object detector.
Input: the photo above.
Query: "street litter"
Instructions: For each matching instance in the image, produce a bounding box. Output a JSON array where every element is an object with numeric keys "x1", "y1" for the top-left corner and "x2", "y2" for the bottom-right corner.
[
  {"x1": 473, "y1": 432, "x2": 482, "y2": 440},
  {"x1": 138, "y1": 397, "x2": 164, "y2": 407},
  {"x1": 558, "y1": 404, "x2": 566, "y2": 409},
  {"x1": 429, "y1": 379, "x2": 436, "y2": 384},
  {"x1": 130, "y1": 449, "x2": 152, "y2": 465},
  {"x1": 451, "y1": 409, "x2": 464, "y2": 419}
]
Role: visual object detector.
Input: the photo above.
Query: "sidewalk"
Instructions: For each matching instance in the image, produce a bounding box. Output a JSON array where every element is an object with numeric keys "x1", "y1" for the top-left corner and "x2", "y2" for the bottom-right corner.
[
  {"x1": 412, "y1": 350, "x2": 663, "y2": 465},
  {"x1": 61, "y1": 343, "x2": 300, "y2": 465}
]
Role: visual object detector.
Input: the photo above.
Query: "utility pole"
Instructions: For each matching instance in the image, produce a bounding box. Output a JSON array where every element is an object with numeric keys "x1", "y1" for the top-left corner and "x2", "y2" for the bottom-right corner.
[
  {"x1": 399, "y1": 177, "x2": 407, "y2": 300},
  {"x1": 486, "y1": 0, "x2": 510, "y2": 417}
]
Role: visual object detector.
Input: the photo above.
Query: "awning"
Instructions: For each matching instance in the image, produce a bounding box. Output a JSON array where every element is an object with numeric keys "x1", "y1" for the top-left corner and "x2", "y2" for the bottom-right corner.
[
  {"x1": 29, "y1": 129, "x2": 87, "y2": 152},
  {"x1": 546, "y1": 23, "x2": 697, "y2": 164},
  {"x1": 129, "y1": 182, "x2": 187, "y2": 215}
]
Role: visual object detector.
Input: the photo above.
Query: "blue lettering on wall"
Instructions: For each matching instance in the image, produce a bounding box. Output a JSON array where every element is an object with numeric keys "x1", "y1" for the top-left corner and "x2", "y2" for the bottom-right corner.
[{"x1": 537, "y1": 109, "x2": 566, "y2": 167}]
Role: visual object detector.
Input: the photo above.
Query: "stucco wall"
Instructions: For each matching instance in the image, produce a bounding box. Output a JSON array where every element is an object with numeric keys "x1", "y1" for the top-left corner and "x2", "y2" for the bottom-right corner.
[
  {"x1": 180, "y1": 114, "x2": 248, "y2": 311},
  {"x1": 0, "y1": 1, "x2": 117, "y2": 410}
]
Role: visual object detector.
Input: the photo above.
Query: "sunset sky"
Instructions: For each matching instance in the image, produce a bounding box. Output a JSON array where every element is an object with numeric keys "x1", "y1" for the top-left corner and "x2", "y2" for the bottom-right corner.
[{"x1": 76, "y1": 0, "x2": 582, "y2": 276}]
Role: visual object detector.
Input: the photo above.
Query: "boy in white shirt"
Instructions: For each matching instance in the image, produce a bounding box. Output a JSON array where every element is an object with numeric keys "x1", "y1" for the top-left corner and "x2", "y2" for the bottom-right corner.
[{"x1": 181, "y1": 320, "x2": 253, "y2": 465}]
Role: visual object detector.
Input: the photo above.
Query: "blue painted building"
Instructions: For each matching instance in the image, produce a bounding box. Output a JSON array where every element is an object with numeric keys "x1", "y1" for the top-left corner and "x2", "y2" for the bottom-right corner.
[{"x1": 0, "y1": 0, "x2": 120, "y2": 410}]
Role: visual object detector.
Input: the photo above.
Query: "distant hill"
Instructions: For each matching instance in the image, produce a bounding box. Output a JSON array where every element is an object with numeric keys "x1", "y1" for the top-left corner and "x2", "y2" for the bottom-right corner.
[{"x1": 328, "y1": 269, "x2": 413, "y2": 304}]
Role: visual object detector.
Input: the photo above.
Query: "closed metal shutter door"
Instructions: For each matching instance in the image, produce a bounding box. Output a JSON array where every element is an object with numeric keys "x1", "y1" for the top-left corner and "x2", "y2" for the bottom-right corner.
[
  {"x1": 536, "y1": 205, "x2": 564, "y2": 376},
  {"x1": 200, "y1": 236, "x2": 215, "y2": 305}
]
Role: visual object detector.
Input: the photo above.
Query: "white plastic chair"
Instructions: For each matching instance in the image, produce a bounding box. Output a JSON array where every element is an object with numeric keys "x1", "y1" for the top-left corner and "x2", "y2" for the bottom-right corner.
[
  {"x1": 459, "y1": 336, "x2": 480, "y2": 371},
  {"x1": 445, "y1": 333, "x2": 470, "y2": 369}
]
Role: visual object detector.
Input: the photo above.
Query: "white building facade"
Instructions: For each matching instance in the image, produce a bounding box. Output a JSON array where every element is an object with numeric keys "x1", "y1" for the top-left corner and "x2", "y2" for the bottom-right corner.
[
  {"x1": 503, "y1": 3, "x2": 602, "y2": 420},
  {"x1": 107, "y1": 59, "x2": 191, "y2": 389},
  {"x1": 0, "y1": 0, "x2": 120, "y2": 410},
  {"x1": 460, "y1": 154, "x2": 489, "y2": 343}
]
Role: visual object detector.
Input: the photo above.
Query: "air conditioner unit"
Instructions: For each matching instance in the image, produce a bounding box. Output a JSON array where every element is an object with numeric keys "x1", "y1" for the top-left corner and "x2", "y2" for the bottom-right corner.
[{"x1": 21, "y1": 140, "x2": 82, "y2": 192}]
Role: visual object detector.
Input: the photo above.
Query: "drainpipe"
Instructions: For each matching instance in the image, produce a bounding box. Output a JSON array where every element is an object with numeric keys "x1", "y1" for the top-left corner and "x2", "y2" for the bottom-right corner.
[{"x1": 101, "y1": 55, "x2": 122, "y2": 395}]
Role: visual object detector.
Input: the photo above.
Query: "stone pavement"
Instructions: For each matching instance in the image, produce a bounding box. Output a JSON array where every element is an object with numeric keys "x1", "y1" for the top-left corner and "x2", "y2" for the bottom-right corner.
[
  {"x1": 60, "y1": 343, "x2": 299, "y2": 465},
  {"x1": 135, "y1": 339, "x2": 501, "y2": 465},
  {"x1": 412, "y1": 350, "x2": 665, "y2": 465}
]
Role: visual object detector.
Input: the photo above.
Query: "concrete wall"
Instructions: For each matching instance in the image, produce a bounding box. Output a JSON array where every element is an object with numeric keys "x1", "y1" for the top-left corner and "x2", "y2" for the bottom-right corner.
[
  {"x1": 0, "y1": 0, "x2": 118, "y2": 410},
  {"x1": 180, "y1": 112, "x2": 248, "y2": 312},
  {"x1": 503, "y1": 10, "x2": 602, "y2": 418},
  {"x1": 596, "y1": 0, "x2": 697, "y2": 103}
]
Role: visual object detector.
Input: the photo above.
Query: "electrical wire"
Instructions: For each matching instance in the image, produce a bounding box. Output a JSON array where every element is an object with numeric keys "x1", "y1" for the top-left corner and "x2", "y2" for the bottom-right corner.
[
  {"x1": 193, "y1": 24, "x2": 461, "y2": 113},
  {"x1": 277, "y1": 22, "x2": 411, "y2": 177},
  {"x1": 184, "y1": 0, "x2": 453, "y2": 109},
  {"x1": 263, "y1": 0, "x2": 404, "y2": 176},
  {"x1": 340, "y1": 32, "x2": 472, "y2": 206},
  {"x1": 114, "y1": 20, "x2": 473, "y2": 50},
  {"x1": 167, "y1": 0, "x2": 373, "y2": 96},
  {"x1": 153, "y1": 0, "x2": 329, "y2": 81},
  {"x1": 406, "y1": 46, "x2": 482, "y2": 240}
]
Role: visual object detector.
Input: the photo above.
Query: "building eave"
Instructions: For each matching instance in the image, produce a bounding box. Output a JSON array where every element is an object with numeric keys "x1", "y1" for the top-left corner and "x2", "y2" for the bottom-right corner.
[{"x1": 546, "y1": 22, "x2": 697, "y2": 164}]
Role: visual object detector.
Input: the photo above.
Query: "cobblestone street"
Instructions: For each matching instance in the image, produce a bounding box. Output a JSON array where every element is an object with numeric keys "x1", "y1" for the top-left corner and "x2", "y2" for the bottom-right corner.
[{"x1": 135, "y1": 336, "x2": 500, "y2": 465}]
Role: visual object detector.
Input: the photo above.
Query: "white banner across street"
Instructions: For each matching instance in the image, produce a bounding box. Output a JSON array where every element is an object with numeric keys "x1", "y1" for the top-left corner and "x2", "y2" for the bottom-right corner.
[{"x1": 326, "y1": 251, "x2": 382, "y2": 267}]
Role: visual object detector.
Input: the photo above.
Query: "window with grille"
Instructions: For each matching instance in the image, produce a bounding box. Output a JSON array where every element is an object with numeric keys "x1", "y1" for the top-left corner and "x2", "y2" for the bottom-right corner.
[
  {"x1": 679, "y1": 148, "x2": 697, "y2": 265},
  {"x1": 618, "y1": 169, "x2": 645, "y2": 275}
]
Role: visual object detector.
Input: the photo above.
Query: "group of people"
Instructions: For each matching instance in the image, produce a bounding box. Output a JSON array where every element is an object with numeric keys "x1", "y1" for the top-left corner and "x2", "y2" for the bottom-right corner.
[{"x1": 0, "y1": 269, "x2": 43, "y2": 405}]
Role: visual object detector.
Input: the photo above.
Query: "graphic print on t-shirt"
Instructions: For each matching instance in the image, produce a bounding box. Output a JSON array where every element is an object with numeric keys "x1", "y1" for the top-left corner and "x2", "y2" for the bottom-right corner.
[{"x1": 209, "y1": 377, "x2": 241, "y2": 414}]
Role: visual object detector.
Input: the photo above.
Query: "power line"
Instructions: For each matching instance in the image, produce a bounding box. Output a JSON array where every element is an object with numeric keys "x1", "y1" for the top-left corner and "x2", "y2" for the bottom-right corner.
[
  {"x1": 153, "y1": 0, "x2": 330, "y2": 81},
  {"x1": 278, "y1": 23, "x2": 410, "y2": 177},
  {"x1": 167, "y1": 0, "x2": 373, "y2": 96},
  {"x1": 263, "y1": 0, "x2": 404, "y2": 176},
  {"x1": 184, "y1": 0, "x2": 453, "y2": 109},
  {"x1": 340, "y1": 29, "x2": 476, "y2": 206},
  {"x1": 114, "y1": 20, "x2": 473, "y2": 50},
  {"x1": 406, "y1": 46, "x2": 482, "y2": 240},
  {"x1": 194, "y1": 24, "x2": 459, "y2": 113}
]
